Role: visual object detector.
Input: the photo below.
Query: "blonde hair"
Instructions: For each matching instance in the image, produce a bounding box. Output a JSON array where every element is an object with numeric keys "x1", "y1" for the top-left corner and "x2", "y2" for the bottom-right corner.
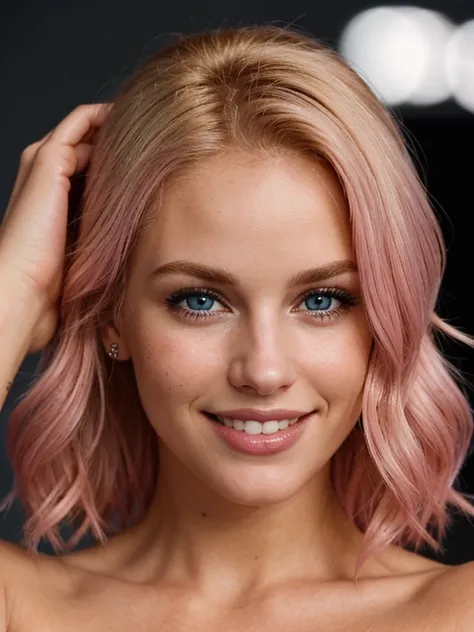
[{"x1": 3, "y1": 24, "x2": 474, "y2": 582}]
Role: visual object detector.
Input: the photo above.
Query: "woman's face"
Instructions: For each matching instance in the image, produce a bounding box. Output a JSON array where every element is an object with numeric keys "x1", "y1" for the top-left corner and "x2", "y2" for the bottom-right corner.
[{"x1": 105, "y1": 149, "x2": 372, "y2": 505}]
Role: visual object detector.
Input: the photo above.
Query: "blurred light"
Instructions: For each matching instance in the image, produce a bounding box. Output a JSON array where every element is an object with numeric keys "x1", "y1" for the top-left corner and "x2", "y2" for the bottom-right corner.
[
  {"x1": 339, "y1": 7, "x2": 427, "y2": 105},
  {"x1": 338, "y1": 6, "x2": 459, "y2": 108},
  {"x1": 400, "y1": 8, "x2": 454, "y2": 106},
  {"x1": 445, "y1": 20, "x2": 474, "y2": 113}
]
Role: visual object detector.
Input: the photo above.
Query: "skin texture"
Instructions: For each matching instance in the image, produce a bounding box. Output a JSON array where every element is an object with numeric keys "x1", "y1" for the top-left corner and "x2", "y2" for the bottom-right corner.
[
  {"x1": 96, "y1": 149, "x2": 443, "y2": 589},
  {"x1": 5, "y1": 147, "x2": 468, "y2": 632}
]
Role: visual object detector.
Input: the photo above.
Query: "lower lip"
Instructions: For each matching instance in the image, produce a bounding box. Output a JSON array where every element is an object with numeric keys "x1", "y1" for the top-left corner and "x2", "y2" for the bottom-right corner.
[{"x1": 204, "y1": 412, "x2": 313, "y2": 455}]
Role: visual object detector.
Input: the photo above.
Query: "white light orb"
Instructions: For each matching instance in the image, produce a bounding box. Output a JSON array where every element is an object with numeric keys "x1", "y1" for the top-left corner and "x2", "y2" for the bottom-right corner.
[
  {"x1": 339, "y1": 6, "x2": 453, "y2": 106},
  {"x1": 445, "y1": 20, "x2": 474, "y2": 113}
]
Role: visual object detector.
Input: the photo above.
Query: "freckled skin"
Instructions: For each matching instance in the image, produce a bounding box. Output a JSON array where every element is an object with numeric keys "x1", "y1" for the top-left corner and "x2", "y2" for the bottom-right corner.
[
  {"x1": 10, "y1": 148, "x2": 450, "y2": 632},
  {"x1": 97, "y1": 147, "x2": 444, "y2": 616},
  {"x1": 102, "y1": 148, "x2": 372, "y2": 509}
]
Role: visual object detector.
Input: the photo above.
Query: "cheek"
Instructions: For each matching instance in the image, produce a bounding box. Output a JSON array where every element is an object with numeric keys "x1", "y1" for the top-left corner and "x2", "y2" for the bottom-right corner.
[
  {"x1": 128, "y1": 319, "x2": 224, "y2": 408},
  {"x1": 300, "y1": 321, "x2": 372, "y2": 403}
]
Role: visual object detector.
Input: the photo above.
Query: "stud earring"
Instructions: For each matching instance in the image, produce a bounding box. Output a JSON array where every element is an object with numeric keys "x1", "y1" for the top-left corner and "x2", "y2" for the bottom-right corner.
[{"x1": 108, "y1": 343, "x2": 119, "y2": 359}]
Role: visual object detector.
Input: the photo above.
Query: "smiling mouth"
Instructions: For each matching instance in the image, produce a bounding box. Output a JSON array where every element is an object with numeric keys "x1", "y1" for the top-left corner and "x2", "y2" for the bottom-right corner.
[{"x1": 203, "y1": 412, "x2": 309, "y2": 435}]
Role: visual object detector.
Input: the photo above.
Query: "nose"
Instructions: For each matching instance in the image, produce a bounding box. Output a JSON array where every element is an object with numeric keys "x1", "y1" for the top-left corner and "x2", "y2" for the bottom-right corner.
[{"x1": 227, "y1": 312, "x2": 297, "y2": 396}]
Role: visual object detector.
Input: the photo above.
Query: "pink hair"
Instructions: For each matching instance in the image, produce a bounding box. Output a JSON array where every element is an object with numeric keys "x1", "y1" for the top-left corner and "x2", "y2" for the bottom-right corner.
[{"x1": 3, "y1": 24, "x2": 474, "y2": 581}]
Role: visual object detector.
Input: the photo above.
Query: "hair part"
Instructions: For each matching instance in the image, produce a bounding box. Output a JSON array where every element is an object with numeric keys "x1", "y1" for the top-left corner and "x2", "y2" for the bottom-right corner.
[{"x1": 3, "y1": 24, "x2": 474, "y2": 582}]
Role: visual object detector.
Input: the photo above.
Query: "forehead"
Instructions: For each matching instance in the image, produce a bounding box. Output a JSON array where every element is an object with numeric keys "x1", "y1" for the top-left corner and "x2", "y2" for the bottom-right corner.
[{"x1": 139, "y1": 150, "x2": 354, "y2": 270}]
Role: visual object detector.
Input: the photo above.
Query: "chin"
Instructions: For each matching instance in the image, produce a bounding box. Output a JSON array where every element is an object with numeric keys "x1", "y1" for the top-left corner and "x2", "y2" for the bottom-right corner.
[{"x1": 206, "y1": 465, "x2": 314, "y2": 507}]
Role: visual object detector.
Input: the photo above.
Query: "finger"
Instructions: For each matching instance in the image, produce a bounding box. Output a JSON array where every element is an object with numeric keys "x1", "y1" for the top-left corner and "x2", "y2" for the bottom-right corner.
[
  {"x1": 74, "y1": 142, "x2": 93, "y2": 173},
  {"x1": 4, "y1": 140, "x2": 93, "y2": 229},
  {"x1": 3, "y1": 104, "x2": 112, "y2": 225},
  {"x1": 49, "y1": 103, "x2": 113, "y2": 148},
  {"x1": 13, "y1": 103, "x2": 111, "y2": 197},
  {"x1": 5, "y1": 131, "x2": 55, "y2": 217}
]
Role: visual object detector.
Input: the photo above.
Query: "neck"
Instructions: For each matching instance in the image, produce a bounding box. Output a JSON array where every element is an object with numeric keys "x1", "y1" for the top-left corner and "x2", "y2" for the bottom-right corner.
[{"x1": 121, "y1": 451, "x2": 367, "y2": 595}]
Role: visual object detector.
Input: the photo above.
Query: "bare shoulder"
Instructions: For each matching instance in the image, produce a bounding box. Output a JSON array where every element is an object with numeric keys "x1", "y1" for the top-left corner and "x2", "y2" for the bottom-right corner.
[
  {"x1": 353, "y1": 545, "x2": 474, "y2": 630},
  {"x1": 0, "y1": 542, "x2": 15, "y2": 632},
  {"x1": 0, "y1": 540, "x2": 38, "y2": 587},
  {"x1": 0, "y1": 540, "x2": 79, "y2": 630},
  {"x1": 0, "y1": 539, "x2": 53, "y2": 584},
  {"x1": 0, "y1": 540, "x2": 40, "y2": 632},
  {"x1": 0, "y1": 538, "x2": 42, "y2": 588},
  {"x1": 422, "y1": 559, "x2": 474, "y2": 628},
  {"x1": 398, "y1": 562, "x2": 474, "y2": 632},
  {"x1": 0, "y1": 539, "x2": 37, "y2": 568}
]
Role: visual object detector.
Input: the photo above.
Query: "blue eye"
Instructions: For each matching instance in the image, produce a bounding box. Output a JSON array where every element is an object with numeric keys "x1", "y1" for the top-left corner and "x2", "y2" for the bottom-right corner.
[
  {"x1": 302, "y1": 293, "x2": 332, "y2": 311},
  {"x1": 164, "y1": 287, "x2": 359, "y2": 322},
  {"x1": 165, "y1": 288, "x2": 225, "y2": 320},
  {"x1": 184, "y1": 294, "x2": 216, "y2": 311}
]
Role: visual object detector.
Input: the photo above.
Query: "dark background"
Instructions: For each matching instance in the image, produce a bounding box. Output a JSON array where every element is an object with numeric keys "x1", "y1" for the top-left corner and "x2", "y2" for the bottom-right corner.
[{"x1": 1, "y1": 1, "x2": 473, "y2": 563}]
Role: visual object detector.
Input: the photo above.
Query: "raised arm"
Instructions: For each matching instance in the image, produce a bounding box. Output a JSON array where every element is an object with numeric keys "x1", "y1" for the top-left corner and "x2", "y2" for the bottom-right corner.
[
  {"x1": 0, "y1": 274, "x2": 41, "y2": 412},
  {"x1": 0, "y1": 103, "x2": 113, "y2": 414},
  {"x1": 0, "y1": 104, "x2": 113, "y2": 631}
]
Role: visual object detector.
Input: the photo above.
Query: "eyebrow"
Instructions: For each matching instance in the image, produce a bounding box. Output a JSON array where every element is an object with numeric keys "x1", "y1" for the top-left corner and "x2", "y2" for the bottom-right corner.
[{"x1": 149, "y1": 259, "x2": 358, "y2": 286}]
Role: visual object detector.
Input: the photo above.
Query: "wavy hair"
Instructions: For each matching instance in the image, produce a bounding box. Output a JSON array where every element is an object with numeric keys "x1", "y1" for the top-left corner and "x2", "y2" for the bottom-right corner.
[{"x1": 3, "y1": 24, "x2": 474, "y2": 581}]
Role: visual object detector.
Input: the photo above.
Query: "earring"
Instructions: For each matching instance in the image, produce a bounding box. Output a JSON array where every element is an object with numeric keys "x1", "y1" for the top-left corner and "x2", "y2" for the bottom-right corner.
[{"x1": 108, "y1": 343, "x2": 119, "y2": 359}]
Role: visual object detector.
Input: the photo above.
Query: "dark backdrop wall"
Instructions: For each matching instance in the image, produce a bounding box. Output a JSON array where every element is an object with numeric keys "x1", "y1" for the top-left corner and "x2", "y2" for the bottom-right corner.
[{"x1": 1, "y1": 0, "x2": 473, "y2": 563}]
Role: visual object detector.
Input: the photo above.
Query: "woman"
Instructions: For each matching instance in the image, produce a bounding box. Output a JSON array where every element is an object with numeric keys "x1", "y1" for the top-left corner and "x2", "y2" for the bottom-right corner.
[{"x1": 0, "y1": 23, "x2": 474, "y2": 631}]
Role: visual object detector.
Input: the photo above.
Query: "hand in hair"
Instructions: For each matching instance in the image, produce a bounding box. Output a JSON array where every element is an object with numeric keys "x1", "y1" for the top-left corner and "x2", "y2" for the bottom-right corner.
[{"x1": 0, "y1": 103, "x2": 113, "y2": 354}]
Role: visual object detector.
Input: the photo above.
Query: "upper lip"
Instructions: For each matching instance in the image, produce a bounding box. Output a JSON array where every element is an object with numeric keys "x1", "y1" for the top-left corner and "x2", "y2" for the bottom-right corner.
[{"x1": 209, "y1": 409, "x2": 312, "y2": 422}]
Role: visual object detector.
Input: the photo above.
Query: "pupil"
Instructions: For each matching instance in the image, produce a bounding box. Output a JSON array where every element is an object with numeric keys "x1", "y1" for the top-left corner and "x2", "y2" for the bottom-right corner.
[
  {"x1": 306, "y1": 294, "x2": 330, "y2": 310},
  {"x1": 187, "y1": 294, "x2": 213, "y2": 310}
]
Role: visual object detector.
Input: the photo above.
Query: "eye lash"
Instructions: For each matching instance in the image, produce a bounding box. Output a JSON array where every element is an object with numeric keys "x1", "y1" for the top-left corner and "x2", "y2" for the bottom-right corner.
[
  {"x1": 165, "y1": 287, "x2": 226, "y2": 307},
  {"x1": 164, "y1": 287, "x2": 228, "y2": 321},
  {"x1": 164, "y1": 286, "x2": 360, "y2": 323},
  {"x1": 294, "y1": 287, "x2": 360, "y2": 322},
  {"x1": 297, "y1": 286, "x2": 359, "y2": 305}
]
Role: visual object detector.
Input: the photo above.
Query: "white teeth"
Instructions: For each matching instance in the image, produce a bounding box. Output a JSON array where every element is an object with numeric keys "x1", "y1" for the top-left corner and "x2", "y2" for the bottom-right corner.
[
  {"x1": 215, "y1": 416, "x2": 299, "y2": 434},
  {"x1": 245, "y1": 421, "x2": 263, "y2": 435},
  {"x1": 262, "y1": 421, "x2": 279, "y2": 434}
]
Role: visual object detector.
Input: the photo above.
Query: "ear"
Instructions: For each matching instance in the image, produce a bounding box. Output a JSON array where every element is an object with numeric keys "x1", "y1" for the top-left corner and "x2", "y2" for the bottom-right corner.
[{"x1": 99, "y1": 319, "x2": 132, "y2": 361}]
